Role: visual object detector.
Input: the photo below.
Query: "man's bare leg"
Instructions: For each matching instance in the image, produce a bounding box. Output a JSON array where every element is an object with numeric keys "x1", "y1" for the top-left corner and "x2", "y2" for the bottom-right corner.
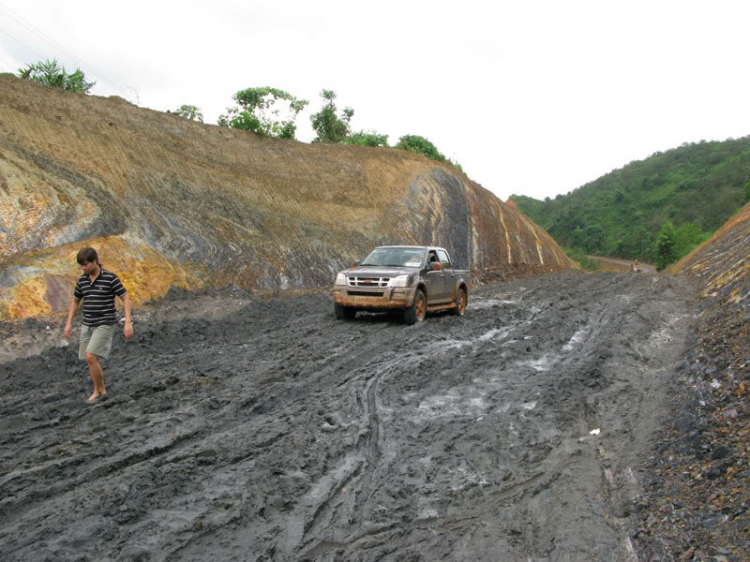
[{"x1": 86, "y1": 352, "x2": 106, "y2": 402}]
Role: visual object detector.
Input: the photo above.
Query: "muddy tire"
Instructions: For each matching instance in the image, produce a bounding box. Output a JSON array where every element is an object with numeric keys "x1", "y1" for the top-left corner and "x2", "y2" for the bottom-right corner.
[
  {"x1": 450, "y1": 287, "x2": 467, "y2": 317},
  {"x1": 404, "y1": 289, "x2": 426, "y2": 325},
  {"x1": 334, "y1": 303, "x2": 356, "y2": 320}
]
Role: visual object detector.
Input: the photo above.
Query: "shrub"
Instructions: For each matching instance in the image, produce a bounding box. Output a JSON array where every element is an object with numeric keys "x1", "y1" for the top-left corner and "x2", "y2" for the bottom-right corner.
[
  {"x1": 395, "y1": 135, "x2": 463, "y2": 172},
  {"x1": 174, "y1": 105, "x2": 204, "y2": 122},
  {"x1": 218, "y1": 87, "x2": 308, "y2": 139},
  {"x1": 654, "y1": 222, "x2": 677, "y2": 270},
  {"x1": 17, "y1": 59, "x2": 94, "y2": 93},
  {"x1": 342, "y1": 131, "x2": 389, "y2": 147},
  {"x1": 310, "y1": 90, "x2": 353, "y2": 143}
]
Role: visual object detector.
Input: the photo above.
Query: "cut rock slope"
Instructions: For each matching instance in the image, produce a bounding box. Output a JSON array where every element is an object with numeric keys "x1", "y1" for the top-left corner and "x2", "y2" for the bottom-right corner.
[
  {"x1": 634, "y1": 203, "x2": 750, "y2": 560},
  {"x1": 0, "y1": 76, "x2": 575, "y2": 320}
]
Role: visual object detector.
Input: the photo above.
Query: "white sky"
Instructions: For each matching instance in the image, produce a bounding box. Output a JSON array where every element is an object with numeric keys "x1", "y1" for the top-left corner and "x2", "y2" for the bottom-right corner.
[{"x1": 1, "y1": 0, "x2": 749, "y2": 201}]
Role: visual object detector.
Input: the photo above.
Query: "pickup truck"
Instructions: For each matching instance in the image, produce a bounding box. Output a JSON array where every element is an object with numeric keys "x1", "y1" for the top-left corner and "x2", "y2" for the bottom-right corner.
[{"x1": 332, "y1": 246, "x2": 470, "y2": 324}]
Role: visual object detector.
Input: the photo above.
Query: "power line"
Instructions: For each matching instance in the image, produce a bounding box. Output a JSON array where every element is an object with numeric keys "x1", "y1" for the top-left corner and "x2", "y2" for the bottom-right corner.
[
  {"x1": 0, "y1": 2, "x2": 83, "y2": 65},
  {"x1": 0, "y1": 1, "x2": 131, "y2": 95},
  {"x1": 0, "y1": 26, "x2": 47, "y2": 62},
  {"x1": 0, "y1": 55, "x2": 19, "y2": 72},
  {"x1": 0, "y1": 2, "x2": 128, "y2": 93}
]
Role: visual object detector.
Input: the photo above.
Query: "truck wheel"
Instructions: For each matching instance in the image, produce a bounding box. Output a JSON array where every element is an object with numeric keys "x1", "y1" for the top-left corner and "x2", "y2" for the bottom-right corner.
[
  {"x1": 404, "y1": 289, "x2": 426, "y2": 325},
  {"x1": 450, "y1": 287, "x2": 467, "y2": 317},
  {"x1": 334, "y1": 303, "x2": 356, "y2": 320}
]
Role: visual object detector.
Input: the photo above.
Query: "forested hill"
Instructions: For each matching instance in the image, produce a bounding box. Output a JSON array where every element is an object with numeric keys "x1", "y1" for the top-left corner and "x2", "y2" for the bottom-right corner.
[{"x1": 511, "y1": 138, "x2": 750, "y2": 263}]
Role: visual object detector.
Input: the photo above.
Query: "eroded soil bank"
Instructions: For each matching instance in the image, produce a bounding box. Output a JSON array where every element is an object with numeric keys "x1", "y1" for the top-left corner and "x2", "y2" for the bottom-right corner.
[{"x1": 1, "y1": 271, "x2": 693, "y2": 561}]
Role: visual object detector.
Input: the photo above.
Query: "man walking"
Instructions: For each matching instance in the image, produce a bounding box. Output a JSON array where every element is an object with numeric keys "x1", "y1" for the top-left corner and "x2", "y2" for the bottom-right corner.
[{"x1": 63, "y1": 247, "x2": 133, "y2": 404}]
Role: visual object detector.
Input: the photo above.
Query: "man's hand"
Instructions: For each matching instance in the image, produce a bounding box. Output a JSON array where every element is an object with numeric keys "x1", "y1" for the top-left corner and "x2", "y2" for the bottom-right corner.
[
  {"x1": 120, "y1": 294, "x2": 133, "y2": 339},
  {"x1": 63, "y1": 322, "x2": 73, "y2": 339}
]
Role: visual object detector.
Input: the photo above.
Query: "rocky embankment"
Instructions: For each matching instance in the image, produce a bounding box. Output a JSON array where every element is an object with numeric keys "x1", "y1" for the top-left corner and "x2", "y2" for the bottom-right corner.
[
  {"x1": 633, "y1": 203, "x2": 750, "y2": 561},
  {"x1": 0, "y1": 75, "x2": 575, "y2": 321}
]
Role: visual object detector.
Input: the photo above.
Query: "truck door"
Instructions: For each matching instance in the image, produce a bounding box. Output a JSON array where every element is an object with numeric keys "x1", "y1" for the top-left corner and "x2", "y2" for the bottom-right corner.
[
  {"x1": 437, "y1": 249, "x2": 454, "y2": 301},
  {"x1": 424, "y1": 249, "x2": 446, "y2": 303}
]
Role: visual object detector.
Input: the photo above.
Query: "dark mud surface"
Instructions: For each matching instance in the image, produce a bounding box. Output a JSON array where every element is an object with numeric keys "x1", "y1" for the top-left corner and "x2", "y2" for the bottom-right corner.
[
  {"x1": 634, "y1": 285, "x2": 750, "y2": 561},
  {"x1": 1, "y1": 271, "x2": 694, "y2": 561}
]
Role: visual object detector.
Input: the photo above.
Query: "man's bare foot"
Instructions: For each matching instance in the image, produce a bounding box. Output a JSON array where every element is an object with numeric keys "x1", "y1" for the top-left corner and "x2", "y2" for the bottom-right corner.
[{"x1": 87, "y1": 392, "x2": 101, "y2": 404}]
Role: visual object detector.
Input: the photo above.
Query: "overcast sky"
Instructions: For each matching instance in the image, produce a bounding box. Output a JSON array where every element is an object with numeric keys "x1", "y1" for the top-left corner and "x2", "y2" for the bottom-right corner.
[{"x1": 1, "y1": 0, "x2": 749, "y2": 201}]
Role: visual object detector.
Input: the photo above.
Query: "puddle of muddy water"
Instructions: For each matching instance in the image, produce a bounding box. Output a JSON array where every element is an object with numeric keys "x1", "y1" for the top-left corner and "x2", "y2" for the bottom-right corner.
[
  {"x1": 468, "y1": 297, "x2": 519, "y2": 310},
  {"x1": 426, "y1": 327, "x2": 509, "y2": 352}
]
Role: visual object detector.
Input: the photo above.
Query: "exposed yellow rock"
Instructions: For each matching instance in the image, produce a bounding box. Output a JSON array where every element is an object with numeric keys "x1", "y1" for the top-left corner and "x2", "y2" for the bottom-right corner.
[
  {"x1": 671, "y1": 202, "x2": 750, "y2": 301},
  {"x1": 0, "y1": 236, "x2": 199, "y2": 319}
]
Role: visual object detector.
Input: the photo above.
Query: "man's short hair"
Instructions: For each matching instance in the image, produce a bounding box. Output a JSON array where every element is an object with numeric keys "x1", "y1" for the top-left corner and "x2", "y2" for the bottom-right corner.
[{"x1": 76, "y1": 247, "x2": 99, "y2": 265}]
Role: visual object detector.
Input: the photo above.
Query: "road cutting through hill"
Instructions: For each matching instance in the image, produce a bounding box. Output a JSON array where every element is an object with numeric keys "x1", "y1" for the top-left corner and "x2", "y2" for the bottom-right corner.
[{"x1": 0, "y1": 270, "x2": 693, "y2": 561}]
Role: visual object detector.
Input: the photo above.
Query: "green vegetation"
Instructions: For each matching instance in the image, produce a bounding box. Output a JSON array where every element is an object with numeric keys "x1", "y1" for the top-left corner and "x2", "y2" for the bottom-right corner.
[
  {"x1": 396, "y1": 135, "x2": 444, "y2": 161},
  {"x1": 310, "y1": 90, "x2": 354, "y2": 143},
  {"x1": 341, "y1": 131, "x2": 389, "y2": 147},
  {"x1": 673, "y1": 222, "x2": 710, "y2": 261},
  {"x1": 654, "y1": 222, "x2": 677, "y2": 271},
  {"x1": 511, "y1": 195, "x2": 548, "y2": 223},
  {"x1": 174, "y1": 105, "x2": 203, "y2": 122},
  {"x1": 512, "y1": 138, "x2": 750, "y2": 267},
  {"x1": 307, "y1": 91, "x2": 461, "y2": 169},
  {"x1": 310, "y1": 91, "x2": 388, "y2": 147},
  {"x1": 565, "y1": 248, "x2": 601, "y2": 271},
  {"x1": 745, "y1": 179, "x2": 750, "y2": 203},
  {"x1": 218, "y1": 87, "x2": 308, "y2": 139},
  {"x1": 17, "y1": 59, "x2": 95, "y2": 93},
  {"x1": 395, "y1": 135, "x2": 463, "y2": 172}
]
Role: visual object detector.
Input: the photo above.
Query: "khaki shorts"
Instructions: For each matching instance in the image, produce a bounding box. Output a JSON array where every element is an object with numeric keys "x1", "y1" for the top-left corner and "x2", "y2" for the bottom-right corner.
[{"x1": 79, "y1": 324, "x2": 116, "y2": 360}]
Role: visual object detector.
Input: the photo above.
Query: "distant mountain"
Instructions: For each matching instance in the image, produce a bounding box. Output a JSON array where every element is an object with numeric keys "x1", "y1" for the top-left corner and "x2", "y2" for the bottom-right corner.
[{"x1": 511, "y1": 138, "x2": 750, "y2": 262}]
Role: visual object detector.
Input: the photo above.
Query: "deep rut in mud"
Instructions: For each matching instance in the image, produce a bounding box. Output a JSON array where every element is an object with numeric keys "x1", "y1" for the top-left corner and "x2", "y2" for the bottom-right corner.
[{"x1": 0, "y1": 271, "x2": 693, "y2": 561}]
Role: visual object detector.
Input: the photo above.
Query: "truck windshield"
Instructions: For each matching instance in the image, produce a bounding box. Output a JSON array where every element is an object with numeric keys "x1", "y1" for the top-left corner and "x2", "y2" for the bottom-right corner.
[{"x1": 360, "y1": 248, "x2": 423, "y2": 268}]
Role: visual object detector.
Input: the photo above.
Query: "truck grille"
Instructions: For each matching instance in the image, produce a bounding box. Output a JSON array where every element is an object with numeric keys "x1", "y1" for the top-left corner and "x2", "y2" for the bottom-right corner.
[
  {"x1": 348, "y1": 276, "x2": 390, "y2": 288},
  {"x1": 347, "y1": 290, "x2": 385, "y2": 297}
]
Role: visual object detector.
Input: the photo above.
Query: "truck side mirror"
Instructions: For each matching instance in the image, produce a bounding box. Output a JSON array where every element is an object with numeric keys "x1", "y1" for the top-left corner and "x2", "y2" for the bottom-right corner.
[{"x1": 431, "y1": 262, "x2": 442, "y2": 271}]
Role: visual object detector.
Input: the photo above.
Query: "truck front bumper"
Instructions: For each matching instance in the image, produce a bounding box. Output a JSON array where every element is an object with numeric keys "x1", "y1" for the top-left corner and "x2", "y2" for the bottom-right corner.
[{"x1": 333, "y1": 286, "x2": 416, "y2": 309}]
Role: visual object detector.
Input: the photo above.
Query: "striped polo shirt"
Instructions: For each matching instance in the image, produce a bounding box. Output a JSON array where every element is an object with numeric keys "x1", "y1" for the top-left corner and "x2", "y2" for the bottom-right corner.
[{"x1": 73, "y1": 267, "x2": 127, "y2": 327}]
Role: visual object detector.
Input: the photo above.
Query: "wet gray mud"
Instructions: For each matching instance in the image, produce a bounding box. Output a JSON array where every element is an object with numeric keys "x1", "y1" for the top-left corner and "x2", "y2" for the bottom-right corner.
[{"x1": 0, "y1": 271, "x2": 694, "y2": 561}]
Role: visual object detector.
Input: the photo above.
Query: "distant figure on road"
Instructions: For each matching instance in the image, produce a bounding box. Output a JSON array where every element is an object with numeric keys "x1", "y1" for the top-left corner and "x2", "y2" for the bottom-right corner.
[
  {"x1": 63, "y1": 247, "x2": 133, "y2": 404},
  {"x1": 632, "y1": 259, "x2": 640, "y2": 272}
]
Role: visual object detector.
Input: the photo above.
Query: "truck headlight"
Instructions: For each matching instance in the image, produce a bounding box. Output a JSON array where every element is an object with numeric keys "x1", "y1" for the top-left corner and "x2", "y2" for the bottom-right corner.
[
  {"x1": 387, "y1": 275, "x2": 410, "y2": 288},
  {"x1": 335, "y1": 272, "x2": 347, "y2": 286}
]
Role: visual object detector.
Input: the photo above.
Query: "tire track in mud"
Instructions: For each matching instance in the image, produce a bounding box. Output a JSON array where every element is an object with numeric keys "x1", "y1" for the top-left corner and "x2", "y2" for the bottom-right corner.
[
  {"x1": 0, "y1": 272, "x2": 694, "y2": 561},
  {"x1": 173, "y1": 318, "x2": 418, "y2": 560},
  {"x1": 175, "y1": 320, "x2": 406, "y2": 559},
  {"x1": 294, "y1": 347, "x2": 435, "y2": 558},
  {"x1": 297, "y1": 279, "x2": 628, "y2": 559}
]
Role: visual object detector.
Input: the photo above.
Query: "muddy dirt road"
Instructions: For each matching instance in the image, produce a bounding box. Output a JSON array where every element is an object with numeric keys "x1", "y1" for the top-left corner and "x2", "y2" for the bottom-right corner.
[
  {"x1": 0, "y1": 271, "x2": 693, "y2": 561},
  {"x1": 587, "y1": 256, "x2": 656, "y2": 274}
]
